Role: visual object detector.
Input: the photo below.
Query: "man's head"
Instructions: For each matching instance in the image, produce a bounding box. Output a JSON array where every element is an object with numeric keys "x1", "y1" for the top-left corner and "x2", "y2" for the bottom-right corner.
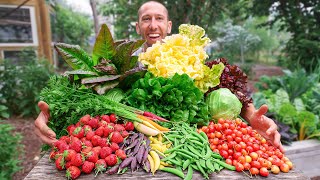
[{"x1": 136, "y1": 1, "x2": 172, "y2": 49}]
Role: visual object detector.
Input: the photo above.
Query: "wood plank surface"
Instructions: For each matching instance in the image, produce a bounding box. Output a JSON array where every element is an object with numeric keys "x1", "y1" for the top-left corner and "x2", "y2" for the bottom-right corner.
[{"x1": 25, "y1": 152, "x2": 310, "y2": 180}]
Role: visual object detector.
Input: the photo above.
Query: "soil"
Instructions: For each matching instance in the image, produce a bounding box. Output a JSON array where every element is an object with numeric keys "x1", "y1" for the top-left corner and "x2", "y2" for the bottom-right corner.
[{"x1": 5, "y1": 64, "x2": 286, "y2": 180}]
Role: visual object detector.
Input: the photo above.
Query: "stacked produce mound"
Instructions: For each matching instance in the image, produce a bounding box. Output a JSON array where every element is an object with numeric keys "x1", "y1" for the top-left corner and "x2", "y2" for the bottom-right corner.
[{"x1": 41, "y1": 24, "x2": 294, "y2": 179}]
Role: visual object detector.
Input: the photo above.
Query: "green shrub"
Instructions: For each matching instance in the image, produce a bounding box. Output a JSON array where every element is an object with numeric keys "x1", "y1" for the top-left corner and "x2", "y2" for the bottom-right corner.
[
  {"x1": 0, "y1": 59, "x2": 55, "y2": 117},
  {"x1": 0, "y1": 122, "x2": 23, "y2": 180}
]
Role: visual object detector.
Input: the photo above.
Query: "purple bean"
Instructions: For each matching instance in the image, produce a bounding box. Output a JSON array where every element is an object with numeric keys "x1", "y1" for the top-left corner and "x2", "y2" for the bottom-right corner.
[
  {"x1": 106, "y1": 164, "x2": 119, "y2": 175},
  {"x1": 131, "y1": 157, "x2": 137, "y2": 172},
  {"x1": 132, "y1": 141, "x2": 142, "y2": 155},
  {"x1": 143, "y1": 159, "x2": 151, "y2": 172},
  {"x1": 125, "y1": 139, "x2": 139, "y2": 150},
  {"x1": 130, "y1": 132, "x2": 139, "y2": 141},
  {"x1": 119, "y1": 156, "x2": 134, "y2": 170},
  {"x1": 142, "y1": 146, "x2": 149, "y2": 163},
  {"x1": 136, "y1": 145, "x2": 146, "y2": 164}
]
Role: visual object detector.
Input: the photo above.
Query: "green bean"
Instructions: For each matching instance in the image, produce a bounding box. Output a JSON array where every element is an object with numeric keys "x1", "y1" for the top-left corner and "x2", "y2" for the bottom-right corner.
[
  {"x1": 182, "y1": 159, "x2": 191, "y2": 170},
  {"x1": 213, "y1": 159, "x2": 236, "y2": 171},
  {"x1": 168, "y1": 159, "x2": 183, "y2": 166},
  {"x1": 187, "y1": 146, "x2": 202, "y2": 157},
  {"x1": 203, "y1": 145, "x2": 211, "y2": 159},
  {"x1": 191, "y1": 164, "x2": 199, "y2": 171},
  {"x1": 177, "y1": 149, "x2": 199, "y2": 158},
  {"x1": 211, "y1": 152, "x2": 223, "y2": 159},
  {"x1": 189, "y1": 139, "x2": 204, "y2": 147},
  {"x1": 191, "y1": 131, "x2": 206, "y2": 143},
  {"x1": 165, "y1": 144, "x2": 183, "y2": 154},
  {"x1": 162, "y1": 152, "x2": 177, "y2": 161},
  {"x1": 196, "y1": 161, "x2": 209, "y2": 179},
  {"x1": 206, "y1": 159, "x2": 215, "y2": 172},
  {"x1": 200, "y1": 131, "x2": 208, "y2": 141},
  {"x1": 176, "y1": 152, "x2": 193, "y2": 160},
  {"x1": 161, "y1": 167, "x2": 185, "y2": 179},
  {"x1": 214, "y1": 161, "x2": 220, "y2": 170},
  {"x1": 184, "y1": 165, "x2": 193, "y2": 180},
  {"x1": 199, "y1": 159, "x2": 207, "y2": 169}
]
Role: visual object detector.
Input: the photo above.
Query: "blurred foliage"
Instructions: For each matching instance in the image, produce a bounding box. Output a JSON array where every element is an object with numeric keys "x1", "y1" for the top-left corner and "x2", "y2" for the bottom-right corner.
[
  {"x1": 98, "y1": 0, "x2": 249, "y2": 40},
  {"x1": 0, "y1": 52, "x2": 55, "y2": 117},
  {"x1": 0, "y1": 122, "x2": 23, "y2": 180},
  {"x1": 248, "y1": 0, "x2": 320, "y2": 72}
]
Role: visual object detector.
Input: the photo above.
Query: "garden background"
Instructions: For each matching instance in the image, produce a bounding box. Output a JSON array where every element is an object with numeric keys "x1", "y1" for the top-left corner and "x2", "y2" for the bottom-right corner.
[{"x1": 0, "y1": 0, "x2": 319, "y2": 179}]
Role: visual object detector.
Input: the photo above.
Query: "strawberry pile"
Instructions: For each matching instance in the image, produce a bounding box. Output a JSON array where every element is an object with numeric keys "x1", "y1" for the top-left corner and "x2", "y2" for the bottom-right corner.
[
  {"x1": 200, "y1": 118, "x2": 293, "y2": 177},
  {"x1": 49, "y1": 114, "x2": 135, "y2": 179}
]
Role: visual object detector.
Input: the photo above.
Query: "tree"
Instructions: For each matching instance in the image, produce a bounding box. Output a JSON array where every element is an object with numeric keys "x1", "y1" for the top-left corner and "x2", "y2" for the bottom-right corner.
[
  {"x1": 214, "y1": 20, "x2": 261, "y2": 64},
  {"x1": 249, "y1": 0, "x2": 320, "y2": 72},
  {"x1": 98, "y1": 0, "x2": 247, "y2": 40}
]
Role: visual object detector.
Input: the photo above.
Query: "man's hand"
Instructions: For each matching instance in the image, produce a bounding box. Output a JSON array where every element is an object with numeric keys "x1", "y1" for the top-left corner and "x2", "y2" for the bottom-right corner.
[
  {"x1": 34, "y1": 101, "x2": 57, "y2": 146},
  {"x1": 246, "y1": 104, "x2": 284, "y2": 152}
]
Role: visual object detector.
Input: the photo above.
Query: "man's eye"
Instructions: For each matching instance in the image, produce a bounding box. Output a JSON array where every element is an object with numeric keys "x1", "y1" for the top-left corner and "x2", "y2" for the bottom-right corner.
[
  {"x1": 143, "y1": 17, "x2": 150, "y2": 21},
  {"x1": 157, "y1": 17, "x2": 164, "y2": 20}
]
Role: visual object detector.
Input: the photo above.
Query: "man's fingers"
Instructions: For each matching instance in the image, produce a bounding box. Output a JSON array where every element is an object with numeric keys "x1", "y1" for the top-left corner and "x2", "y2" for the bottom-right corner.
[
  {"x1": 38, "y1": 101, "x2": 50, "y2": 118},
  {"x1": 266, "y1": 123, "x2": 277, "y2": 135},
  {"x1": 255, "y1": 104, "x2": 268, "y2": 118},
  {"x1": 34, "y1": 128, "x2": 57, "y2": 146},
  {"x1": 34, "y1": 113, "x2": 56, "y2": 139}
]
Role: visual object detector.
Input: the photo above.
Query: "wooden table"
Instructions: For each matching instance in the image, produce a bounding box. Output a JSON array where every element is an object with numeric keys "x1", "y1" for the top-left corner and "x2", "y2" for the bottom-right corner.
[{"x1": 25, "y1": 152, "x2": 310, "y2": 180}]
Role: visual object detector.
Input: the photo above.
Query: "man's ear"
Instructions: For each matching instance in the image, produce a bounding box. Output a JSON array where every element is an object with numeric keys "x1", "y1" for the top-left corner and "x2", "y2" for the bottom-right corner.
[
  {"x1": 167, "y1": 21, "x2": 172, "y2": 34},
  {"x1": 135, "y1": 22, "x2": 141, "y2": 35}
]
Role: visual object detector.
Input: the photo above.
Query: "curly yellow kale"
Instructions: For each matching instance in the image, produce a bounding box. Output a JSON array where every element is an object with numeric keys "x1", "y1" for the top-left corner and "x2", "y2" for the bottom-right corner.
[{"x1": 139, "y1": 24, "x2": 224, "y2": 92}]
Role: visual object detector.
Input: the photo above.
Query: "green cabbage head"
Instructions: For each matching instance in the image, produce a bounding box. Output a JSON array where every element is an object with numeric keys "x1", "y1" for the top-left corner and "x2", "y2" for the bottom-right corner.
[{"x1": 206, "y1": 88, "x2": 242, "y2": 120}]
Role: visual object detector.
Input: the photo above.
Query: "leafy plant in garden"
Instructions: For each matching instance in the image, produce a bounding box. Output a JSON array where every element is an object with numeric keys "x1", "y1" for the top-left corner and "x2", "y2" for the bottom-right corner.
[
  {"x1": 0, "y1": 59, "x2": 54, "y2": 117},
  {"x1": 124, "y1": 72, "x2": 211, "y2": 126},
  {"x1": 55, "y1": 24, "x2": 146, "y2": 94},
  {"x1": 0, "y1": 122, "x2": 23, "y2": 179}
]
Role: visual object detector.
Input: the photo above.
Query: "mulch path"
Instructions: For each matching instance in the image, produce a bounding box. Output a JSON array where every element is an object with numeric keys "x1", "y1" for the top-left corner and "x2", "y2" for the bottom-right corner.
[{"x1": 5, "y1": 64, "x2": 286, "y2": 180}]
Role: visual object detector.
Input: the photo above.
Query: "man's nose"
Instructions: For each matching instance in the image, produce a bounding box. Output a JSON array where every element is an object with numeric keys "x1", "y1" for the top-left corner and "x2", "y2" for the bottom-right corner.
[{"x1": 149, "y1": 17, "x2": 157, "y2": 30}]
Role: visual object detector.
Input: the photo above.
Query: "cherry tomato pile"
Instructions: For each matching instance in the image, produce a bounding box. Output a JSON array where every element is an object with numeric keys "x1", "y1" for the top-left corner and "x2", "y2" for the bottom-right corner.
[
  {"x1": 49, "y1": 114, "x2": 134, "y2": 179},
  {"x1": 199, "y1": 118, "x2": 293, "y2": 177}
]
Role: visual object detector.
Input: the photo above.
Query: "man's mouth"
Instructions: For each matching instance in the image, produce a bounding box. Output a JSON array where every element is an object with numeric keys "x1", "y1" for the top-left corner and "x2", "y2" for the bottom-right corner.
[{"x1": 148, "y1": 34, "x2": 161, "y2": 39}]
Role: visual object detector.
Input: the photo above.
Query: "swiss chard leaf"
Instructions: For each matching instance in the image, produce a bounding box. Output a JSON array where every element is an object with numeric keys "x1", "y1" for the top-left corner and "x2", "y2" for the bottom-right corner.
[
  {"x1": 94, "y1": 80, "x2": 120, "y2": 95},
  {"x1": 81, "y1": 75, "x2": 120, "y2": 84},
  {"x1": 64, "y1": 70, "x2": 98, "y2": 76},
  {"x1": 92, "y1": 24, "x2": 116, "y2": 65},
  {"x1": 54, "y1": 43, "x2": 94, "y2": 71}
]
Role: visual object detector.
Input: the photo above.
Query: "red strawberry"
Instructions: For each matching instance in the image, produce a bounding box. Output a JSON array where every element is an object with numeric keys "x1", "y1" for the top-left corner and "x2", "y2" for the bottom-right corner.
[
  {"x1": 98, "y1": 137, "x2": 108, "y2": 147},
  {"x1": 95, "y1": 159, "x2": 107, "y2": 174},
  {"x1": 75, "y1": 121, "x2": 81, "y2": 127},
  {"x1": 71, "y1": 153, "x2": 83, "y2": 167},
  {"x1": 86, "y1": 151, "x2": 99, "y2": 163},
  {"x1": 121, "y1": 130, "x2": 129, "y2": 138},
  {"x1": 82, "y1": 140, "x2": 93, "y2": 148},
  {"x1": 98, "y1": 121, "x2": 108, "y2": 127},
  {"x1": 69, "y1": 137, "x2": 82, "y2": 153},
  {"x1": 91, "y1": 135, "x2": 102, "y2": 147},
  {"x1": 85, "y1": 131, "x2": 95, "y2": 140},
  {"x1": 124, "y1": 121, "x2": 134, "y2": 131},
  {"x1": 95, "y1": 126, "x2": 104, "y2": 137},
  {"x1": 92, "y1": 146, "x2": 102, "y2": 155},
  {"x1": 55, "y1": 156, "x2": 65, "y2": 170},
  {"x1": 60, "y1": 135, "x2": 70, "y2": 144},
  {"x1": 109, "y1": 142, "x2": 119, "y2": 152},
  {"x1": 82, "y1": 161, "x2": 95, "y2": 174},
  {"x1": 54, "y1": 139, "x2": 69, "y2": 152},
  {"x1": 101, "y1": 115, "x2": 110, "y2": 123},
  {"x1": 49, "y1": 150, "x2": 57, "y2": 161},
  {"x1": 114, "y1": 124, "x2": 125, "y2": 132},
  {"x1": 66, "y1": 166, "x2": 81, "y2": 180},
  {"x1": 65, "y1": 161, "x2": 73, "y2": 169},
  {"x1": 105, "y1": 154, "x2": 117, "y2": 166},
  {"x1": 80, "y1": 114, "x2": 91, "y2": 126},
  {"x1": 81, "y1": 146, "x2": 92, "y2": 154},
  {"x1": 99, "y1": 147, "x2": 112, "y2": 159},
  {"x1": 88, "y1": 117, "x2": 99, "y2": 129},
  {"x1": 72, "y1": 126, "x2": 85, "y2": 139},
  {"x1": 110, "y1": 131, "x2": 124, "y2": 144},
  {"x1": 58, "y1": 142, "x2": 70, "y2": 153},
  {"x1": 115, "y1": 149, "x2": 126, "y2": 160},
  {"x1": 67, "y1": 124, "x2": 76, "y2": 135},
  {"x1": 109, "y1": 114, "x2": 117, "y2": 123},
  {"x1": 103, "y1": 125, "x2": 113, "y2": 137},
  {"x1": 83, "y1": 125, "x2": 93, "y2": 135},
  {"x1": 64, "y1": 149, "x2": 77, "y2": 161}
]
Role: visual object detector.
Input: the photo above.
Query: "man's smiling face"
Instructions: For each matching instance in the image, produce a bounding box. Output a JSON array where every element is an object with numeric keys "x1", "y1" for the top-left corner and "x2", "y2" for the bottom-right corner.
[{"x1": 136, "y1": 2, "x2": 172, "y2": 48}]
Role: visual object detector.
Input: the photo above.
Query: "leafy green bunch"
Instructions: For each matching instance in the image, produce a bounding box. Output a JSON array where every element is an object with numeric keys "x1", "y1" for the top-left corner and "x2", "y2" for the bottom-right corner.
[
  {"x1": 54, "y1": 24, "x2": 146, "y2": 94},
  {"x1": 124, "y1": 72, "x2": 211, "y2": 126}
]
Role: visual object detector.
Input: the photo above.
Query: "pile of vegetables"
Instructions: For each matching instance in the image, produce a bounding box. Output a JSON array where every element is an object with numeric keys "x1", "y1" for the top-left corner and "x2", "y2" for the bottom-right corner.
[{"x1": 40, "y1": 23, "x2": 296, "y2": 179}]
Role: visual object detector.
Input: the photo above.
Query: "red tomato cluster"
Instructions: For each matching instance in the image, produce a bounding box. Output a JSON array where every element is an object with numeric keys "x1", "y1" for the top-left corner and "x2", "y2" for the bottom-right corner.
[
  {"x1": 200, "y1": 118, "x2": 293, "y2": 177},
  {"x1": 49, "y1": 114, "x2": 134, "y2": 179}
]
